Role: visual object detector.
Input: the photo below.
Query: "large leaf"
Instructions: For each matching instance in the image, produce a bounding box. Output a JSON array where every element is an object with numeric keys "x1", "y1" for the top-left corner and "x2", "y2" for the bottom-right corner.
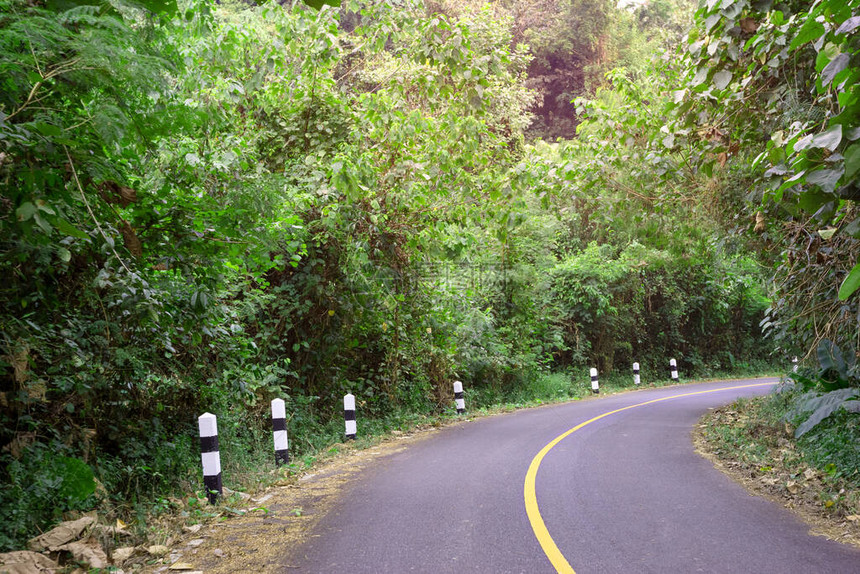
[
  {"x1": 792, "y1": 388, "x2": 860, "y2": 437},
  {"x1": 836, "y1": 16, "x2": 860, "y2": 35},
  {"x1": 712, "y1": 70, "x2": 732, "y2": 90},
  {"x1": 811, "y1": 125, "x2": 842, "y2": 152},
  {"x1": 790, "y1": 17, "x2": 825, "y2": 51},
  {"x1": 817, "y1": 338, "x2": 846, "y2": 377},
  {"x1": 805, "y1": 167, "x2": 843, "y2": 193},
  {"x1": 838, "y1": 261, "x2": 860, "y2": 300},
  {"x1": 844, "y1": 143, "x2": 860, "y2": 180},
  {"x1": 821, "y1": 53, "x2": 850, "y2": 87}
]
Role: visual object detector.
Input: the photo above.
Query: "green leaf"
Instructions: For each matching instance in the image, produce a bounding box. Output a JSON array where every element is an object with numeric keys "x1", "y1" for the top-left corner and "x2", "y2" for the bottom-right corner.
[
  {"x1": 838, "y1": 261, "x2": 860, "y2": 300},
  {"x1": 805, "y1": 168, "x2": 843, "y2": 193},
  {"x1": 797, "y1": 188, "x2": 829, "y2": 212},
  {"x1": 790, "y1": 18, "x2": 825, "y2": 51},
  {"x1": 770, "y1": 10, "x2": 784, "y2": 26},
  {"x1": 301, "y1": 0, "x2": 342, "y2": 8},
  {"x1": 712, "y1": 70, "x2": 732, "y2": 90},
  {"x1": 817, "y1": 339, "x2": 845, "y2": 376},
  {"x1": 818, "y1": 227, "x2": 836, "y2": 240},
  {"x1": 821, "y1": 53, "x2": 849, "y2": 87},
  {"x1": 793, "y1": 389, "x2": 860, "y2": 437},
  {"x1": 844, "y1": 143, "x2": 860, "y2": 180},
  {"x1": 16, "y1": 202, "x2": 37, "y2": 222},
  {"x1": 811, "y1": 125, "x2": 842, "y2": 152},
  {"x1": 33, "y1": 212, "x2": 53, "y2": 234},
  {"x1": 835, "y1": 16, "x2": 860, "y2": 35},
  {"x1": 843, "y1": 217, "x2": 860, "y2": 238},
  {"x1": 54, "y1": 218, "x2": 89, "y2": 240},
  {"x1": 691, "y1": 67, "x2": 709, "y2": 87},
  {"x1": 33, "y1": 122, "x2": 63, "y2": 137}
]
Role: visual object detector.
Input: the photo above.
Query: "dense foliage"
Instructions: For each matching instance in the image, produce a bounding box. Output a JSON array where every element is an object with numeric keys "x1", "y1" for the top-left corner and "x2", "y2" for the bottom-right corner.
[{"x1": 0, "y1": 0, "x2": 795, "y2": 550}]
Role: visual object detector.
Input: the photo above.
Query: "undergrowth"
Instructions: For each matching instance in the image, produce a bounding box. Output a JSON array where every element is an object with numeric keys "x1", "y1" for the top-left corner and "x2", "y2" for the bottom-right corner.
[{"x1": 698, "y1": 385, "x2": 860, "y2": 523}]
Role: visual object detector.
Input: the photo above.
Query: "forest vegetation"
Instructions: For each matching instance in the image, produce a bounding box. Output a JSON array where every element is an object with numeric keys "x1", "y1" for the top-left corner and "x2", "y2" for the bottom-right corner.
[{"x1": 1, "y1": 0, "x2": 858, "y2": 552}]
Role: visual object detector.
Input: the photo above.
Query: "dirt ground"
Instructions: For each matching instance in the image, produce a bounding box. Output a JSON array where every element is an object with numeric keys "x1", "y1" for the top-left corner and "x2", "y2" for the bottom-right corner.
[{"x1": 138, "y1": 428, "x2": 442, "y2": 574}]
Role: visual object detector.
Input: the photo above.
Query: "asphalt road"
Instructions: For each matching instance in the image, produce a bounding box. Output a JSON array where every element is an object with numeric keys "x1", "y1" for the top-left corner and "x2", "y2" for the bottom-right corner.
[{"x1": 294, "y1": 379, "x2": 860, "y2": 573}]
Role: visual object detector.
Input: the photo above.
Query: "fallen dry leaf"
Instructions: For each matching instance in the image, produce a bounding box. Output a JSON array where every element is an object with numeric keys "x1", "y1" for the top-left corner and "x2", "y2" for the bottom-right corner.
[
  {"x1": 28, "y1": 516, "x2": 95, "y2": 552},
  {"x1": 0, "y1": 551, "x2": 58, "y2": 574},
  {"x1": 147, "y1": 545, "x2": 169, "y2": 557},
  {"x1": 168, "y1": 562, "x2": 196, "y2": 570},
  {"x1": 54, "y1": 541, "x2": 108, "y2": 569},
  {"x1": 111, "y1": 546, "x2": 135, "y2": 564}
]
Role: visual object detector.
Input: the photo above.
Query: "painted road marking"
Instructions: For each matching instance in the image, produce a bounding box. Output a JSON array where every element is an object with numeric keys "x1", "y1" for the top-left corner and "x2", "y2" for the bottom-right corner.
[{"x1": 524, "y1": 380, "x2": 778, "y2": 574}]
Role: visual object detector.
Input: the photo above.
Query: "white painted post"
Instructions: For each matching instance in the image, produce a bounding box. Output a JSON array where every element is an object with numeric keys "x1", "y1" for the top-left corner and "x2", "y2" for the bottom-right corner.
[
  {"x1": 633, "y1": 362, "x2": 640, "y2": 386},
  {"x1": 344, "y1": 393, "x2": 356, "y2": 440},
  {"x1": 453, "y1": 381, "x2": 465, "y2": 414},
  {"x1": 670, "y1": 358, "x2": 679, "y2": 381},
  {"x1": 198, "y1": 413, "x2": 222, "y2": 504},
  {"x1": 271, "y1": 398, "x2": 289, "y2": 466},
  {"x1": 590, "y1": 367, "x2": 599, "y2": 394},
  {"x1": 792, "y1": 356, "x2": 799, "y2": 372}
]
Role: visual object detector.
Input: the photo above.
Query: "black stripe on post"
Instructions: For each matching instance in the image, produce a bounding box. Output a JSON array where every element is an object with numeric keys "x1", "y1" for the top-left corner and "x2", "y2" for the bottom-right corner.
[
  {"x1": 344, "y1": 410, "x2": 356, "y2": 422},
  {"x1": 200, "y1": 435, "x2": 219, "y2": 453},
  {"x1": 203, "y1": 473, "x2": 222, "y2": 503}
]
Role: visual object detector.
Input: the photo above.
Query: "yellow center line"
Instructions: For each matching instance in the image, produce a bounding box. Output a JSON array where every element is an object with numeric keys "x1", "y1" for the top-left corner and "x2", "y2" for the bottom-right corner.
[{"x1": 523, "y1": 380, "x2": 778, "y2": 574}]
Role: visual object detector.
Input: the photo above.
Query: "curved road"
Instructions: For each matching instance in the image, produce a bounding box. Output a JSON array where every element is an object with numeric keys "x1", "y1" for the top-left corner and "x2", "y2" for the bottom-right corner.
[{"x1": 295, "y1": 379, "x2": 860, "y2": 573}]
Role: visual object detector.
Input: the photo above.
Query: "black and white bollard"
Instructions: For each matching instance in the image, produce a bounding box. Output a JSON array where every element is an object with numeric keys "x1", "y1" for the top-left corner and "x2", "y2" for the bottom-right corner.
[
  {"x1": 271, "y1": 398, "x2": 289, "y2": 466},
  {"x1": 633, "y1": 362, "x2": 640, "y2": 386},
  {"x1": 344, "y1": 393, "x2": 356, "y2": 440},
  {"x1": 590, "y1": 367, "x2": 599, "y2": 394},
  {"x1": 670, "y1": 358, "x2": 679, "y2": 381},
  {"x1": 453, "y1": 380, "x2": 465, "y2": 414},
  {"x1": 792, "y1": 356, "x2": 799, "y2": 373},
  {"x1": 198, "y1": 413, "x2": 222, "y2": 504}
]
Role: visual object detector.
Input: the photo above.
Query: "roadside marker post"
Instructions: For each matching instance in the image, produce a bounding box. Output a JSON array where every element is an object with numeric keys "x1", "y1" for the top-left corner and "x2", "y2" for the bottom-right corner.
[
  {"x1": 670, "y1": 358, "x2": 679, "y2": 381},
  {"x1": 633, "y1": 362, "x2": 640, "y2": 386},
  {"x1": 271, "y1": 398, "x2": 289, "y2": 466},
  {"x1": 590, "y1": 368, "x2": 599, "y2": 394},
  {"x1": 453, "y1": 381, "x2": 466, "y2": 414},
  {"x1": 344, "y1": 393, "x2": 356, "y2": 440},
  {"x1": 198, "y1": 413, "x2": 222, "y2": 504},
  {"x1": 793, "y1": 357, "x2": 799, "y2": 372}
]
